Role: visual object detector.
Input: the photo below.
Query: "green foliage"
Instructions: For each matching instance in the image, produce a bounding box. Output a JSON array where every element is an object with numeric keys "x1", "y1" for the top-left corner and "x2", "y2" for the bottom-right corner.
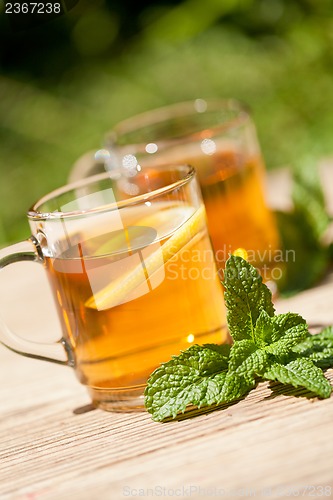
[
  {"x1": 228, "y1": 339, "x2": 267, "y2": 383},
  {"x1": 292, "y1": 326, "x2": 333, "y2": 369},
  {"x1": 144, "y1": 344, "x2": 234, "y2": 421},
  {"x1": 223, "y1": 255, "x2": 275, "y2": 341},
  {"x1": 263, "y1": 358, "x2": 332, "y2": 399},
  {"x1": 265, "y1": 314, "x2": 308, "y2": 356},
  {"x1": 145, "y1": 256, "x2": 332, "y2": 421},
  {"x1": 276, "y1": 162, "x2": 332, "y2": 296}
]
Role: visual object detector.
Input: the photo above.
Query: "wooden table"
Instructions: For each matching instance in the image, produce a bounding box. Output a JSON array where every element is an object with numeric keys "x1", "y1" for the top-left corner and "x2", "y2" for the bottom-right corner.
[{"x1": 1, "y1": 168, "x2": 333, "y2": 500}]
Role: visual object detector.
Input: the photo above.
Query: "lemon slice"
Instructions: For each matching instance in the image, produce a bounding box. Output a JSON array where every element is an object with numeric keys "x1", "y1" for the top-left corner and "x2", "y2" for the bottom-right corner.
[
  {"x1": 94, "y1": 204, "x2": 192, "y2": 257},
  {"x1": 85, "y1": 205, "x2": 206, "y2": 310},
  {"x1": 91, "y1": 226, "x2": 157, "y2": 257},
  {"x1": 135, "y1": 205, "x2": 194, "y2": 240}
]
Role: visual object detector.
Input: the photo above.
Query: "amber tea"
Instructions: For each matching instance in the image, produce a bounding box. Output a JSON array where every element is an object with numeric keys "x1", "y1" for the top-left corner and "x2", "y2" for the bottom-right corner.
[
  {"x1": 44, "y1": 200, "x2": 226, "y2": 409},
  {"x1": 0, "y1": 165, "x2": 228, "y2": 411},
  {"x1": 164, "y1": 147, "x2": 280, "y2": 275},
  {"x1": 85, "y1": 99, "x2": 281, "y2": 282},
  {"x1": 0, "y1": 166, "x2": 228, "y2": 410}
]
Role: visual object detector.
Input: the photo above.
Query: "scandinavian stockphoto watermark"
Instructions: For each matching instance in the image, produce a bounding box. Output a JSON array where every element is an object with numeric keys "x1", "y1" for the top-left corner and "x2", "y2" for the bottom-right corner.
[
  {"x1": 122, "y1": 484, "x2": 332, "y2": 497},
  {"x1": 167, "y1": 244, "x2": 295, "y2": 284}
]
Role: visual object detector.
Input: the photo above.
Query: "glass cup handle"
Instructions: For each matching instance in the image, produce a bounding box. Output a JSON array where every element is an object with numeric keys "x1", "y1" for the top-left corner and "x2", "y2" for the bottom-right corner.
[{"x1": 0, "y1": 237, "x2": 72, "y2": 366}]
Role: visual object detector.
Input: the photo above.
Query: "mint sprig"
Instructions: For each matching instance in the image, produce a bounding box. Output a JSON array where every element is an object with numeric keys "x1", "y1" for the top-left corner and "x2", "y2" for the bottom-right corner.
[
  {"x1": 223, "y1": 255, "x2": 275, "y2": 341},
  {"x1": 144, "y1": 256, "x2": 333, "y2": 421}
]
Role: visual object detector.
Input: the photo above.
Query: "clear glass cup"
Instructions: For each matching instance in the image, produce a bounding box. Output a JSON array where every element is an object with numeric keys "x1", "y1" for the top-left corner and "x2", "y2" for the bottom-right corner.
[
  {"x1": 69, "y1": 99, "x2": 280, "y2": 283},
  {"x1": 0, "y1": 165, "x2": 227, "y2": 411}
]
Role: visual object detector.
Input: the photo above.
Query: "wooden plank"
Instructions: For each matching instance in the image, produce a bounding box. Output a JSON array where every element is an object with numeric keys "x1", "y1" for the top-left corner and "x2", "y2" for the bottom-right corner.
[{"x1": 1, "y1": 362, "x2": 333, "y2": 498}]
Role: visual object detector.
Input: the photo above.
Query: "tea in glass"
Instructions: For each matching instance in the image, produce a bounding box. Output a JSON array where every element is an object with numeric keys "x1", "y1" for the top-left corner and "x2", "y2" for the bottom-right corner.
[{"x1": 0, "y1": 165, "x2": 225, "y2": 410}]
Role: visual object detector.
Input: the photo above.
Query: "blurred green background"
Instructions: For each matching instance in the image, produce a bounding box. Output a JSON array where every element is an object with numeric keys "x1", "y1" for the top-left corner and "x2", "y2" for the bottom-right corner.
[{"x1": 0, "y1": 0, "x2": 333, "y2": 246}]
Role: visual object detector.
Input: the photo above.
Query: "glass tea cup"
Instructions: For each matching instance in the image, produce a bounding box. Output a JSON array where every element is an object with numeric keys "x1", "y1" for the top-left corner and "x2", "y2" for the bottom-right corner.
[
  {"x1": 70, "y1": 99, "x2": 281, "y2": 284},
  {"x1": 0, "y1": 165, "x2": 227, "y2": 411}
]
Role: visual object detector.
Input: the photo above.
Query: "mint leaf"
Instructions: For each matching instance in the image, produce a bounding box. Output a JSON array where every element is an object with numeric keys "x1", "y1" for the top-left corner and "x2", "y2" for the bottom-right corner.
[
  {"x1": 293, "y1": 326, "x2": 333, "y2": 369},
  {"x1": 265, "y1": 313, "x2": 308, "y2": 357},
  {"x1": 144, "y1": 344, "x2": 229, "y2": 421},
  {"x1": 144, "y1": 344, "x2": 254, "y2": 422},
  {"x1": 217, "y1": 372, "x2": 254, "y2": 405},
  {"x1": 223, "y1": 255, "x2": 275, "y2": 341},
  {"x1": 228, "y1": 339, "x2": 268, "y2": 383},
  {"x1": 253, "y1": 310, "x2": 273, "y2": 347},
  {"x1": 145, "y1": 257, "x2": 333, "y2": 422},
  {"x1": 270, "y1": 313, "x2": 307, "y2": 343},
  {"x1": 263, "y1": 357, "x2": 332, "y2": 399}
]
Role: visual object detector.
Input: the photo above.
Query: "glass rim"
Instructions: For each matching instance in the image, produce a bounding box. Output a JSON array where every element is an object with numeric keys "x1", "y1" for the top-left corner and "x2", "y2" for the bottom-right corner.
[
  {"x1": 105, "y1": 98, "x2": 251, "y2": 148},
  {"x1": 28, "y1": 164, "x2": 195, "y2": 221}
]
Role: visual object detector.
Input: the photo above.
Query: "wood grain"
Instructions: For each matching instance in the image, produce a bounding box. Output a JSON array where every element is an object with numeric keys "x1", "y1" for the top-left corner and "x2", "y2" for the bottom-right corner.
[{"x1": 1, "y1": 168, "x2": 333, "y2": 499}]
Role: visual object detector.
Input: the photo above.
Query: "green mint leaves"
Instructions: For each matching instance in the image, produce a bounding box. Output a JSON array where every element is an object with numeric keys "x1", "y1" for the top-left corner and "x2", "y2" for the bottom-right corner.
[
  {"x1": 223, "y1": 255, "x2": 275, "y2": 341},
  {"x1": 144, "y1": 255, "x2": 333, "y2": 421},
  {"x1": 276, "y1": 162, "x2": 332, "y2": 296},
  {"x1": 263, "y1": 358, "x2": 332, "y2": 399},
  {"x1": 292, "y1": 326, "x2": 333, "y2": 369}
]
